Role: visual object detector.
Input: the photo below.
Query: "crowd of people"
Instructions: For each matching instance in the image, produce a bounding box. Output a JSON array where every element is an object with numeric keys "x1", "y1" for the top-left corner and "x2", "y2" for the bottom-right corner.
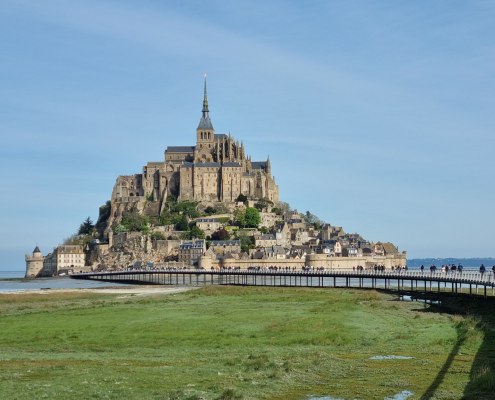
[{"x1": 418, "y1": 263, "x2": 495, "y2": 274}]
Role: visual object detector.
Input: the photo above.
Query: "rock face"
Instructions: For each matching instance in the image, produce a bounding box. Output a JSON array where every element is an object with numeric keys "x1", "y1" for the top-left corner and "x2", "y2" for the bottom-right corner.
[
  {"x1": 106, "y1": 78, "x2": 279, "y2": 235},
  {"x1": 92, "y1": 232, "x2": 182, "y2": 270}
]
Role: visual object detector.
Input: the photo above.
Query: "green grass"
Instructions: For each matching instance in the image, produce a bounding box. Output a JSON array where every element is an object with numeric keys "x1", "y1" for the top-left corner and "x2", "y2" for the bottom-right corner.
[{"x1": 0, "y1": 287, "x2": 493, "y2": 399}]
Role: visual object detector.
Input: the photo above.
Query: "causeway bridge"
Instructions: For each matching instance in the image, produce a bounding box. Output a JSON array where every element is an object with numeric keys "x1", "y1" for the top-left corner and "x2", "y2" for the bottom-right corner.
[{"x1": 70, "y1": 268, "x2": 495, "y2": 299}]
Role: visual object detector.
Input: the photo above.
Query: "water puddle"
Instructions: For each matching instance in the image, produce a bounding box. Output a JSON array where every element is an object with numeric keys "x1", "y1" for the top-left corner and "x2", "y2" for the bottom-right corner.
[
  {"x1": 307, "y1": 391, "x2": 413, "y2": 400},
  {"x1": 399, "y1": 295, "x2": 441, "y2": 305},
  {"x1": 384, "y1": 390, "x2": 414, "y2": 400},
  {"x1": 369, "y1": 355, "x2": 414, "y2": 360}
]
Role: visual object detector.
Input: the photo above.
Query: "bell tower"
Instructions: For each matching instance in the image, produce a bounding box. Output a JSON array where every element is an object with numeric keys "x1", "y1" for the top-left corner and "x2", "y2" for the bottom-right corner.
[{"x1": 196, "y1": 74, "x2": 215, "y2": 162}]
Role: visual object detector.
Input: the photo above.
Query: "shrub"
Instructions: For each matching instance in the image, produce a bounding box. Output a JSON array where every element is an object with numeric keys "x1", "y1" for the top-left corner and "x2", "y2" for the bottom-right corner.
[{"x1": 150, "y1": 231, "x2": 166, "y2": 240}]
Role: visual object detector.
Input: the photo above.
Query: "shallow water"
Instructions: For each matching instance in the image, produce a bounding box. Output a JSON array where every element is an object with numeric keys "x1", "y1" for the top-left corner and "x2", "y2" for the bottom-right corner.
[
  {"x1": 0, "y1": 276, "x2": 136, "y2": 292},
  {"x1": 384, "y1": 390, "x2": 413, "y2": 400},
  {"x1": 369, "y1": 355, "x2": 414, "y2": 360},
  {"x1": 307, "y1": 391, "x2": 413, "y2": 400}
]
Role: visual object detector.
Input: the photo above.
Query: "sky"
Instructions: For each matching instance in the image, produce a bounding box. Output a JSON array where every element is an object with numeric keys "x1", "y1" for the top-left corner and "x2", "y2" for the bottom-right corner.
[{"x1": 1, "y1": 0, "x2": 494, "y2": 271}]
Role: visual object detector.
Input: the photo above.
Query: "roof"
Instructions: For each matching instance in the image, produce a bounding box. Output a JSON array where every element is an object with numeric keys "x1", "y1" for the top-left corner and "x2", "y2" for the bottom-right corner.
[
  {"x1": 259, "y1": 234, "x2": 276, "y2": 240},
  {"x1": 57, "y1": 245, "x2": 83, "y2": 254},
  {"x1": 251, "y1": 161, "x2": 267, "y2": 170},
  {"x1": 33, "y1": 246, "x2": 41, "y2": 253},
  {"x1": 166, "y1": 146, "x2": 195, "y2": 153},
  {"x1": 214, "y1": 134, "x2": 228, "y2": 140},
  {"x1": 198, "y1": 116, "x2": 213, "y2": 130},
  {"x1": 382, "y1": 242, "x2": 399, "y2": 254},
  {"x1": 222, "y1": 162, "x2": 241, "y2": 168},
  {"x1": 210, "y1": 240, "x2": 240, "y2": 246},
  {"x1": 195, "y1": 162, "x2": 221, "y2": 168},
  {"x1": 179, "y1": 240, "x2": 205, "y2": 250}
]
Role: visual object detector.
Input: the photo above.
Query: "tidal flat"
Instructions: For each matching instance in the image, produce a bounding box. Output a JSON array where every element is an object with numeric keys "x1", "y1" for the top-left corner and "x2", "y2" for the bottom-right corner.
[{"x1": 0, "y1": 286, "x2": 494, "y2": 399}]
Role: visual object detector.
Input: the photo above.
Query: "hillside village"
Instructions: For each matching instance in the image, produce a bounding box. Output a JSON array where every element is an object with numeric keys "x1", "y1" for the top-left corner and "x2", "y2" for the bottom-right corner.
[{"x1": 26, "y1": 80, "x2": 406, "y2": 277}]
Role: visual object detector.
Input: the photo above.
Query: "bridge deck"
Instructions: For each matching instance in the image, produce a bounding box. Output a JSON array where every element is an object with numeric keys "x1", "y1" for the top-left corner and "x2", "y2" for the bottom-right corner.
[{"x1": 70, "y1": 269, "x2": 495, "y2": 299}]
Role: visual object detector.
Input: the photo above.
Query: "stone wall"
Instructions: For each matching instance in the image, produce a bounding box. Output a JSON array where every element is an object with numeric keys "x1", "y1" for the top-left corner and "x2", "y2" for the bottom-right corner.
[{"x1": 199, "y1": 253, "x2": 406, "y2": 270}]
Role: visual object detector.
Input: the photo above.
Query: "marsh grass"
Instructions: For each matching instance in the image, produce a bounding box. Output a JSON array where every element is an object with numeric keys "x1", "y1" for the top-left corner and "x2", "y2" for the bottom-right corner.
[{"x1": 0, "y1": 287, "x2": 492, "y2": 399}]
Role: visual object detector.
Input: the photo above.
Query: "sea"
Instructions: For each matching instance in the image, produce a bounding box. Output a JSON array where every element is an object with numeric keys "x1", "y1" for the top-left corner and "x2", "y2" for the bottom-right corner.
[
  {"x1": 1, "y1": 258, "x2": 493, "y2": 293},
  {"x1": 0, "y1": 272, "x2": 135, "y2": 292}
]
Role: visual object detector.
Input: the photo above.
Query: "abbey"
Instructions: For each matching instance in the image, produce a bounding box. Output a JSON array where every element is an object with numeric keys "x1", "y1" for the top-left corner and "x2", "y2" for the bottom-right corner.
[{"x1": 111, "y1": 79, "x2": 279, "y2": 219}]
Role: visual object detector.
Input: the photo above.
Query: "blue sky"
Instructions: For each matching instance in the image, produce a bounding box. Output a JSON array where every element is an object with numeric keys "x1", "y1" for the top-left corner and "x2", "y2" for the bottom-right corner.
[{"x1": 1, "y1": 0, "x2": 494, "y2": 270}]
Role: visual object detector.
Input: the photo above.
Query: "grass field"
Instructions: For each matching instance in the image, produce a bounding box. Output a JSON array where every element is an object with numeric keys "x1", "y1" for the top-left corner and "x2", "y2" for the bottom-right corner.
[{"x1": 0, "y1": 286, "x2": 494, "y2": 399}]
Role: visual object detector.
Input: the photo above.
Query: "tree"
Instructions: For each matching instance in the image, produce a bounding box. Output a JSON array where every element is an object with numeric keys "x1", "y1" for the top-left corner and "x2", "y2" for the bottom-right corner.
[
  {"x1": 236, "y1": 193, "x2": 248, "y2": 204},
  {"x1": 150, "y1": 231, "x2": 166, "y2": 240},
  {"x1": 278, "y1": 201, "x2": 291, "y2": 216},
  {"x1": 204, "y1": 206, "x2": 217, "y2": 215},
  {"x1": 78, "y1": 217, "x2": 94, "y2": 235},
  {"x1": 304, "y1": 211, "x2": 324, "y2": 229},
  {"x1": 238, "y1": 232, "x2": 255, "y2": 253},
  {"x1": 180, "y1": 225, "x2": 205, "y2": 240},
  {"x1": 190, "y1": 225, "x2": 205, "y2": 239},
  {"x1": 233, "y1": 208, "x2": 246, "y2": 227},
  {"x1": 95, "y1": 201, "x2": 111, "y2": 238},
  {"x1": 114, "y1": 224, "x2": 128, "y2": 233},
  {"x1": 211, "y1": 228, "x2": 230, "y2": 241},
  {"x1": 244, "y1": 207, "x2": 261, "y2": 228},
  {"x1": 121, "y1": 211, "x2": 149, "y2": 233},
  {"x1": 175, "y1": 214, "x2": 189, "y2": 231},
  {"x1": 254, "y1": 198, "x2": 273, "y2": 211}
]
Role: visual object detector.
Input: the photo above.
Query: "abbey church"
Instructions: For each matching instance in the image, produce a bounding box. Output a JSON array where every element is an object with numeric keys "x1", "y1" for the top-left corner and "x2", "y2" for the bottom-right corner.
[{"x1": 111, "y1": 79, "x2": 279, "y2": 220}]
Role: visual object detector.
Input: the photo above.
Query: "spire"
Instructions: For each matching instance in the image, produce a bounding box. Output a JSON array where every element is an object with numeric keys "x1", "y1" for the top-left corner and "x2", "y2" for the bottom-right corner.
[
  {"x1": 202, "y1": 74, "x2": 209, "y2": 115},
  {"x1": 198, "y1": 74, "x2": 214, "y2": 130}
]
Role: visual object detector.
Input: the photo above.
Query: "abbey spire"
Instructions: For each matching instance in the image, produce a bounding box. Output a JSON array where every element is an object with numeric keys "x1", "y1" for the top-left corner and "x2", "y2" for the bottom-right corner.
[{"x1": 197, "y1": 74, "x2": 213, "y2": 130}]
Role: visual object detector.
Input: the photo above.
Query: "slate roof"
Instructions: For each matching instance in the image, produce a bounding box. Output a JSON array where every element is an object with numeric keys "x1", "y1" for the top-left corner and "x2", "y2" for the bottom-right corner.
[
  {"x1": 210, "y1": 240, "x2": 240, "y2": 247},
  {"x1": 179, "y1": 240, "x2": 205, "y2": 250},
  {"x1": 251, "y1": 161, "x2": 267, "y2": 170},
  {"x1": 222, "y1": 162, "x2": 241, "y2": 167},
  {"x1": 33, "y1": 246, "x2": 41, "y2": 253},
  {"x1": 166, "y1": 146, "x2": 195, "y2": 153},
  {"x1": 195, "y1": 162, "x2": 221, "y2": 168},
  {"x1": 214, "y1": 134, "x2": 228, "y2": 140},
  {"x1": 198, "y1": 116, "x2": 213, "y2": 130},
  {"x1": 259, "y1": 234, "x2": 276, "y2": 240}
]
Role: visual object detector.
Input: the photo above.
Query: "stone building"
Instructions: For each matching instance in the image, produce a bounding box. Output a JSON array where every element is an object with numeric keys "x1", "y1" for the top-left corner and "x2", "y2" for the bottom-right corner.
[
  {"x1": 25, "y1": 244, "x2": 85, "y2": 277},
  {"x1": 109, "y1": 78, "x2": 279, "y2": 230},
  {"x1": 178, "y1": 239, "x2": 206, "y2": 265},
  {"x1": 25, "y1": 246, "x2": 45, "y2": 278},
  {"x1": 43, "y1": 245, "x2": 85, "y2": 274}
]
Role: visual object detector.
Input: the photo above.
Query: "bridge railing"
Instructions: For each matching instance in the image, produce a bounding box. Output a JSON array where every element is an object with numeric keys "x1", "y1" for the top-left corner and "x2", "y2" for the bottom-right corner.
[{"x1": 71, "y1": 268, "x2": 495, "y2": 284}]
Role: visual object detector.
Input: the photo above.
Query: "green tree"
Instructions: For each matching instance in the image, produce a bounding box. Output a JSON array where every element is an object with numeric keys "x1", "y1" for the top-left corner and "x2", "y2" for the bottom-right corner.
[
  {"x1": 114, "y1": 224, "x2": 128, "y2": 233},
  {"x1": 254, "y1": 198, "x2": 273, "y2": 211},
  {"x1": 175, "y1": 214, "x2": 189, "y2": 231},
  {"x1": 121, "y1": 211, "x2": 149, "y2": 233},
  {"x1": 304, "y1": 211, "x2": 324, "y2": 229},
  {"x1": 204, "y1": 206, "x2": 216, "y2": 215},
  {"x1": 236, "y1": 193, "x2": 248, "y2": 204},
  {"x1": 78, "y1": 217, "x2": 94, "y2": 235},
  {"x1": 95, "y1": 201, "x2": 111, "y2": 238},
  {"x1": 150, "y1": 231, "x2": 166, "y2": 240},
  {"x1": 238, "y1": 232, "x2": 255, "y2": 253},
  {"x1": 190, "y1": 225, "x2": 205, "y2": 239},
  {"x1": 244, "y1": 207, "x2": 261, "y2": 228}
]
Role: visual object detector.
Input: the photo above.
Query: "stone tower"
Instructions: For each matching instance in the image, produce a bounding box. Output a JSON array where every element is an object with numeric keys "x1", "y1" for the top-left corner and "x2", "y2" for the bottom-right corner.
[
  {"x1": 25, "y1": 245, "x2": 45, "y2": 278},
  {"x1": 195, "y1": 75, "x2": 215, "y2": 162}
]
